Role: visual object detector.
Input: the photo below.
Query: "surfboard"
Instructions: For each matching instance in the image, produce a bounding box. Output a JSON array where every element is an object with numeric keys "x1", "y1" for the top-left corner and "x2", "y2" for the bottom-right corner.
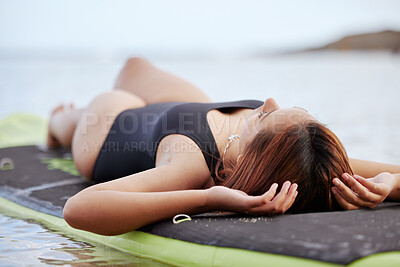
[{"x1": 1, "y1": 113, "x2": 399, "y2": 266}]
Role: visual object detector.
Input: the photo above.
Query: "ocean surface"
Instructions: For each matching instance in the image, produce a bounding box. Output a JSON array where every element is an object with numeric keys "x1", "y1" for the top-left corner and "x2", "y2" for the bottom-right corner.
[
  {"x1": 0, "y1": 51, "x2": 399, "y2": 265},
  {"x1": 0, "y1": 207, "x2": 169, "y2": 266}
]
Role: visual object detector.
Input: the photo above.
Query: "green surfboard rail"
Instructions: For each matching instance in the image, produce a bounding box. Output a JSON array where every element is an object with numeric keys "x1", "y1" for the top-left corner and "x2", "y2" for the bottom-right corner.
[
  {"x1": 0, "y1": 113, "x2": 47, "y2": 148},
  {"x1": 0, "y1": 113, "x2": 399, "y2": 266}
]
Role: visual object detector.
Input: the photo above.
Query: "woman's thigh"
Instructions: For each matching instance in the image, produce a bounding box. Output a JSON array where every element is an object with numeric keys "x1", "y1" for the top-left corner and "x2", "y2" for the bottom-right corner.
[
  {"x1": 114, "y1": 57, "x2": 212, "y2": 104},
  {"x1": 72, "y1": 90, "x2": 146, "y2": 179}
]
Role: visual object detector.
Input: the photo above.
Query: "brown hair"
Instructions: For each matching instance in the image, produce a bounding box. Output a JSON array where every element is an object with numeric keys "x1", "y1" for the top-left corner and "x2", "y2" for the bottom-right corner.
[{"x1": 214, "y1": 121, "x2": 353, "y2": 213}]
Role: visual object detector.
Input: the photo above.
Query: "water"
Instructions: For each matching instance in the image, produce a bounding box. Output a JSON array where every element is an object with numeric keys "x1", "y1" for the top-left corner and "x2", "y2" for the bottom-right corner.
[
  {"x1": 0, "y1": 207, "x2": 170, "y2": 266},
  {"x1": 0, "y1": 51, "x2": 399, "y2": 265}
]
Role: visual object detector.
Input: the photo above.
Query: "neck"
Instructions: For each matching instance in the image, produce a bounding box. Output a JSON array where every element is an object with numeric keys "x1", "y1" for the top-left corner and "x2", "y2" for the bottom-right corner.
[
  {"x1": 224, "y1": 138, "x2": 240, "y2": 165},
  {"x1": 219, "y1": 109, "x2": 253, "y2": 164}
]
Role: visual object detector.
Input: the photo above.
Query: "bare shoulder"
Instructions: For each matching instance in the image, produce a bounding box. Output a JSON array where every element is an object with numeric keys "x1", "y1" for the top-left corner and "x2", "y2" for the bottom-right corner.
[
  {"x1": 89, "y1": 134, "x2": 214, "y2": 193},
  {"x1": 155, "y1": 134, "x2": 214, "y2": 188}
]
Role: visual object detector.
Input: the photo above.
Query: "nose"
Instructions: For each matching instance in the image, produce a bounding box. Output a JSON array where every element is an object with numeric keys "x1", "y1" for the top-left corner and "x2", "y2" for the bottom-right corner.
[{"x1": 262, "y1": 98, "x2": 280, "y2": 111}]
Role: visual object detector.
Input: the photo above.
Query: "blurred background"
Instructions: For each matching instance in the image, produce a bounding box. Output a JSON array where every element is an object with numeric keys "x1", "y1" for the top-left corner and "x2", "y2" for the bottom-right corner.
[
  {"x1": 0, "y1": 1, "x2": 400, "y2": 265},
  {"x1": 1, "y1": 0, "x2": 400, "y2": 162}
]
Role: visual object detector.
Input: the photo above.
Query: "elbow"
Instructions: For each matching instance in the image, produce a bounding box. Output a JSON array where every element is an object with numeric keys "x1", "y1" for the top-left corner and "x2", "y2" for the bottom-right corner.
[{"x1": 63, "y1": 191, "x2": 131, "y2": 236}]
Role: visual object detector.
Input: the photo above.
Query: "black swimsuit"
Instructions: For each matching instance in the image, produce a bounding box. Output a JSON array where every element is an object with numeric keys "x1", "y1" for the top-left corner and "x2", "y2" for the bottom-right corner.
[{"x1": 92, "y1": 100, "x2": 263, "y2": 183}]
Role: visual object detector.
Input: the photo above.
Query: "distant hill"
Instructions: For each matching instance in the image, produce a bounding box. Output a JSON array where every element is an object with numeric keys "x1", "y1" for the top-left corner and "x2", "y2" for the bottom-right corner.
[{"x1": 308, "y1": 30, "x2": 400, "y2": 52}]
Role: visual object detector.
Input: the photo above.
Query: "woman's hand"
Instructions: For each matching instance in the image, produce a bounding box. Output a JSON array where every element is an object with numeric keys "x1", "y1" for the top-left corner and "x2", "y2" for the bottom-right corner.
[
  {"x1": 206, "y1": 181, "x2": 298, "y2": 215},
  {"x1": 331, "y1": 172, "x2": 396, "y2": 210}
]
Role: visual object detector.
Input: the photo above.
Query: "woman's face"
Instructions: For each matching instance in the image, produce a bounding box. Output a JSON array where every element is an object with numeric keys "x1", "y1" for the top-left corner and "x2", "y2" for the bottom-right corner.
[{"x1": 239, "y1": 98, "x2": 316, "y2": 154}]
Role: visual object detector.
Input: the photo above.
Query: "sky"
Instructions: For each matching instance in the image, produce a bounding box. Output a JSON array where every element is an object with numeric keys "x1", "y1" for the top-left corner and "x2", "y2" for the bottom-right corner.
[{"x1": 1, "y1": 0, "x2": 400, "y2": 58}]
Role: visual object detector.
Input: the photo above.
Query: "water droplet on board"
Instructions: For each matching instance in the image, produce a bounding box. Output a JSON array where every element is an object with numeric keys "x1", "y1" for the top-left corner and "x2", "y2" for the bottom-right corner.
[
  {"x1": 353, "y1": 234, "x2": 365, "y2": 240},
  {"x1": 338, "y1": 242, "x2": 349, "y2": 248}
]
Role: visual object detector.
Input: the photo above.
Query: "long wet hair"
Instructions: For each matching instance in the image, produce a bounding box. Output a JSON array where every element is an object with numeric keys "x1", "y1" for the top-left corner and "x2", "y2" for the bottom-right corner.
[{"x1": 214, "y1": 121, "x2": 353, "y2": 213}]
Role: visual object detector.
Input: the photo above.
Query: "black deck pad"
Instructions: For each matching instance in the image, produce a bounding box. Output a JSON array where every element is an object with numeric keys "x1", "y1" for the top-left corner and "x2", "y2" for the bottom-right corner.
[{"x1": 1, "y1": 145, "x2": 399, "y2": 265}]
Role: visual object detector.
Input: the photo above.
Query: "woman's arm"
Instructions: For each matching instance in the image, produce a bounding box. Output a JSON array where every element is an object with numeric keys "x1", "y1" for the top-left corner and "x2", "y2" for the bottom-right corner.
[
  {"x1": 64, "y1": 162, "x2": 298, "y2": 236},
  {"x1": 64, "y1": 182, "x2": 297, "y2": 236},
  {"x1": 64, "y1": 162, "x2": 211, "y2": 235},
  {"x1": 64, "y1": 188, "x2": 209, "y2": 235},
  {"x1": 349, "y1": 158, "x2": 400, "y2": 177}
]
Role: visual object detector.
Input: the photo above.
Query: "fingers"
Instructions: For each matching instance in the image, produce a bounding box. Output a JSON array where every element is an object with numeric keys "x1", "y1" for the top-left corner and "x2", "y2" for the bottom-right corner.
[
  {"x1": 246, "y1": 183, "x2": 277, "y2": 209},
  {"x1": 268, "y1": 181, "x2": 298, "y2": 214},
  {"x1": 261, "y1": 183, "x2": 278, "y2": 202},
  {"x1": 353, "y1": 174, "x2": 386, "y2": 195},
  {"x1": 270, "y1": 181, "x2": 291, "y2": 207},
  {"x1": 332, "y1": 173, "x2": 387, "y2": 209},
  {"x1": 340, "y1": 174, "x2": 382, "y2": 203},
  {"x1": 248, "y1": 181, "x2": 298, "y2": 215},
  {"x1": 331, "y1": 187, "x2": 359, "y2": 210},
  {"x1": 332, "y1": 177, "x2": 373, "y2": 208},
  {"x1": 282, "y1": 183, "x2": 298, "y2": 211}
]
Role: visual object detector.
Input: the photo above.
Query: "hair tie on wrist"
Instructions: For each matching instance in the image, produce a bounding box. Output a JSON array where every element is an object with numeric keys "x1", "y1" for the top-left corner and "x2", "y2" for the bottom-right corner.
[{"x1": 173, "y1": 214, "x2": 192, "y2": 224}]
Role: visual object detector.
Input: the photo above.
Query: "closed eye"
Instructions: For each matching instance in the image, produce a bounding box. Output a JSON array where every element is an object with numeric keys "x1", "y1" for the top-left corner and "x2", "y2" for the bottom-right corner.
[
  {"x1": 257, "y1": 111, "x2": 265, "y2": 118},
  {"x1": 258, "y1": 109, "x2": 277, "y2": 123}
]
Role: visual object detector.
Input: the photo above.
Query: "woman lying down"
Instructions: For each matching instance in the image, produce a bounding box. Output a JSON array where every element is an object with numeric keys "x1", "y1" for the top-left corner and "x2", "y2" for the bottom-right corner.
[{"x1": 46, "y1": 57, "x2": 400, "y2": 235}]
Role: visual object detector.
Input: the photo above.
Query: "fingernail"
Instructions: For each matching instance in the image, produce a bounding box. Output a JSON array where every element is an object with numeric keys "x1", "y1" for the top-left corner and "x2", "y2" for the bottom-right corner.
[
  {"x1": 331, "y1": 188, "x2": 337, "y2": 194},
  {"x1": 343, "y1": 174, "x2": 349, "y2": 181},
  {"x1": 293, "y1": 183, "x2": 298, "y2": 190},
  {"x1": 332, "y1": 178, "x2": 339, "y2": 186}
]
